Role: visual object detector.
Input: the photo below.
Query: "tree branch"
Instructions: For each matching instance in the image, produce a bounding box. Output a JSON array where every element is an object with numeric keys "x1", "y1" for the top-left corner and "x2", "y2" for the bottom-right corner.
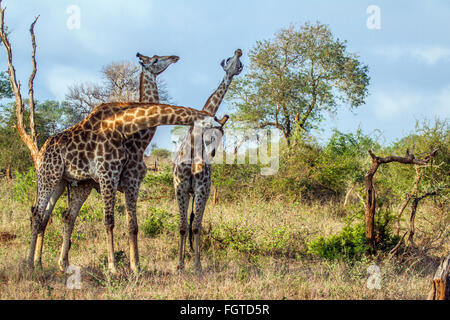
[
  {"x1": 0, "y1": 2, "x2": 39, "y2": 165},
  {"x1": 28, "y1": 15, "x2": 39, "y2": 152}
]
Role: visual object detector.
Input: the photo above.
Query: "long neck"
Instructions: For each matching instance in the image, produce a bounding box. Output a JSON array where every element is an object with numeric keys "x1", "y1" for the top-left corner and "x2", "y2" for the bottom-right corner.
[
  {"x1": 202, "y1": 74, "x2": 233, "y2": 115},
  {"x1": 139, "y1": 71, "x2": 159, "y2": 103},
  {"x1": 98, "y1": 104, "x2": 212, "y2": 139}
]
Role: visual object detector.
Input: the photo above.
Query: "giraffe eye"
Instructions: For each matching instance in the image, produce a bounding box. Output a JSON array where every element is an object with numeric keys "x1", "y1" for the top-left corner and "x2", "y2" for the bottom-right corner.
[{"x1": 153, "y1": 59, "x2": 158, "y2": 64}]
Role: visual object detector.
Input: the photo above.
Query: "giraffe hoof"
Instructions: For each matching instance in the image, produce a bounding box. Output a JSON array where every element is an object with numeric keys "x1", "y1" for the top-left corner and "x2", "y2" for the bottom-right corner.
[
  {"x1": 58, "y1": 260, "x2": 68, "y2": 273},
  {"x1": 176, "y1": 265, "x2": 185, "y2": 274},
  {"x1": 108, "y1": 263, "x2": 118, "y2": 275}
]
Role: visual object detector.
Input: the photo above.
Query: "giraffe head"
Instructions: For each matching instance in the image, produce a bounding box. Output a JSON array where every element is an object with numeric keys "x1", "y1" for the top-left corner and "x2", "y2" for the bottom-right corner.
[
  {"x1": 220, "y1": 49, "x2": 243, "y2": 79},
  {"x1": 203, "y1": 126, "x2": 225, "y2": 159},
  {"x1": 191, "y1": 115, "x2": 229, "y2": 174},
  {"x1": 136, "y1": 53, "x2": 180, "y2": 76}
]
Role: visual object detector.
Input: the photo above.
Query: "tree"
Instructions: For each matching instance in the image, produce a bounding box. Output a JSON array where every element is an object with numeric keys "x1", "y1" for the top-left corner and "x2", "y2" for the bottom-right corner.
[
  {"x1": 65, "y1": 61, "x2": 172, "y2": 125},
  {"x1": 227, "y1": 22, "x2": 370, "y2": 145},
  {"x1": 0, "y1": 3, "x2": 40, "y2": 164},
  {"x1": 0, "y1": 100, "x2": 70, "y2": 173},
  {"x1": 151, "y1": 148, "x2": 171, "y2": 159}
]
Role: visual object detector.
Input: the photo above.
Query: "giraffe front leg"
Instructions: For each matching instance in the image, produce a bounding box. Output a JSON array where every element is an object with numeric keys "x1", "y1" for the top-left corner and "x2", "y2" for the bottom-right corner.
[
  {"x1": 34, "y1": 182, "x2": 66, "y2": 268},
  {"x1": 58, "y1": 182, "x2": 93, "y2": 272},
  {"x1": 176, "y1": 186, "x2": 189, "y2": 273},
  {"x1": 28, "y1": 176, "x2": 63, "y2": 270}
]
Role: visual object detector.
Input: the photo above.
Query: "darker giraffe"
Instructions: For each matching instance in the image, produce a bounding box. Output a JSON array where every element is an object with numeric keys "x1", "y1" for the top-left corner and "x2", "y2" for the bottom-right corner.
[{"x1": 173, "y1": 49, "x2": 243, "y2": 273}]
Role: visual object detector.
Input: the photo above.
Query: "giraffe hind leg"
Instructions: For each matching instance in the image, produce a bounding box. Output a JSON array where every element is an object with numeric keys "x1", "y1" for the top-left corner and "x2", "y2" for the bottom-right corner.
[
  {"x1": 176, "y1": 186, "x2": 189, "y2": 272},
  {"x1": 188, "y1": 197, "x2": 195, "y2": 251},
  {"x1": 124, "y1": 184, "x2": 140, "y2": 274},
  {"x1": 192, "y1": 186, "x2": 210, "y2": 275},
  {"x1": 99, "y1": 175, "x2": 120, "y2": 274},
  {"x1": 58, "y1": 181, "x2": 93, "y2": 272}
]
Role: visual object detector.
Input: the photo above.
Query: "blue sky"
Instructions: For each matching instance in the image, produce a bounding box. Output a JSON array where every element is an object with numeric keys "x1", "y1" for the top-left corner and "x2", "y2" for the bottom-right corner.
[{"x1": 1, "y1": 0, "x2": 449, "y2": 150}]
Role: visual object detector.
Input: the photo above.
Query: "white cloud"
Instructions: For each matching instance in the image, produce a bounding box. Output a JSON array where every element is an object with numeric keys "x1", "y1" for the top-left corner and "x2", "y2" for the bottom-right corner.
[
  {"x1": 371, "y1": 86, "x2": 450, "y2": 121},
  {"x1": 45, "y1": 65, "x2": 101, "y2": 100},
  {"x1": 373, "y1": 45, "x2": 450, "y2": 65}
]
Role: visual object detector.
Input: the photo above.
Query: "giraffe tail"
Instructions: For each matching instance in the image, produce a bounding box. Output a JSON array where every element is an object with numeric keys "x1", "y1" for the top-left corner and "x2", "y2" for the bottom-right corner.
[{"x1": 188, "y1": 197, "x2": 195, "y2": 251}]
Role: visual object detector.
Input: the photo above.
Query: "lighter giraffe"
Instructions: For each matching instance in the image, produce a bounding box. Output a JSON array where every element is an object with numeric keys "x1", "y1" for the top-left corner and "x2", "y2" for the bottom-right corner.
[
  {"x1": 50, "y1": 54, "x2": 180, "y2": 273},
  {"x1": 174, "y1": 49, "x2": 243, "y2": 273},
  {"x1": 29, "y1": 101, "x2": 228, "y2": 274}
]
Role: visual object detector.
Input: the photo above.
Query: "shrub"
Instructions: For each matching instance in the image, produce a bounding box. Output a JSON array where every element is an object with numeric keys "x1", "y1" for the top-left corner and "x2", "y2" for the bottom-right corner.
[
  {"x1": 13, "y1": 167, "x2": 36, "y2": 204},
  {"x1": 307, "y1": 210, "x2": 400, "y2": 261},
  {"x1": 142, "y1": 206, "x2": 176, "y2": 238},
  {"x1": 141, "y1": 165, "x2": 174, "y2": 199}
]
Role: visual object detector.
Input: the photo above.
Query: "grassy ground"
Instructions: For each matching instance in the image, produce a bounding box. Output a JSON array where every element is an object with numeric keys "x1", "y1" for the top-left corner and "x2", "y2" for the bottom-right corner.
[{"x1": 0, "y1": 178, "x2": 447, "y2": 300}]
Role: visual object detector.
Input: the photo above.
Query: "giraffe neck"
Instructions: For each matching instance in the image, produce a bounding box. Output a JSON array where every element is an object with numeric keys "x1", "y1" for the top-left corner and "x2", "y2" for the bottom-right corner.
[
  {"x1": 202, "y1": 75, "x2": 233, "y2": 115},
  {"x1": 92, "y1": 104, "x2": 213, "y2": 139},
  {"x1": 139, "y1": 71, "x2": 159, "y2": 103}
]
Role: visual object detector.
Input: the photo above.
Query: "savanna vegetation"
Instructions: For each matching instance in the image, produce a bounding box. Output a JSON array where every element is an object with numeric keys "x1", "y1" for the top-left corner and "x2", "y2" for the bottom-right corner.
[{"x1": 0, "y1": 15, "x2": 448, "y2": 300}]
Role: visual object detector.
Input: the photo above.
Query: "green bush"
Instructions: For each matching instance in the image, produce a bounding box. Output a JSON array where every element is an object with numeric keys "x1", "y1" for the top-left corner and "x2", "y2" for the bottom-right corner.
[
  {"x1": 307, "y1": 210, "x2": 400, "y2": 261},
  {"x1": 141, "y1": 165, "x2": 174, "y2": 199},
  {"x1": 13, "y1": 167, "x2": 36, "y2": 204},
  {"x1": 142, "y1": 206, "x2": 176, "y2": 238},
  {"x1": 307, "y1": 223, "x2": 368, "y2": 261}
]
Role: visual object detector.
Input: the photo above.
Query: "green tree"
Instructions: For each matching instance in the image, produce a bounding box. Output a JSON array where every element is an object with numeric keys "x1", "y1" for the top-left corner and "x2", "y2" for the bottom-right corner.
[
  {"x1": 0, "y1": 71, "x2": 12, "y2": 99},
  {"x1": 151, "y1": 148, "x2": 171, "y2": 159},
  {"x1": 227, "y1": 22, "x2": 370, "y2": 145},
  {"x1": 0, "y1": 100, "x2": 70, "y2": 173}
]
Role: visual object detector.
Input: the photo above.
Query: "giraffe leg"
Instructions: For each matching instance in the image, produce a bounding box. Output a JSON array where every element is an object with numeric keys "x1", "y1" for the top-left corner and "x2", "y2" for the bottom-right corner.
[
  {"x1": 176, "y1": 185, "x2": 190, "y2": 272},
  {"x1": 28, "y1": 178, "x2": 64, "y2": 270},
  {"x1": 192, "y1": 186, "x2": 210, "y2": 275},
  {"x1": 58, "y1": 181, "x2": 93, "y2": 272},
  {"x1": 33, "y1": 181, "x2": 66, "y2": 268},
  {"x1": 120, "y1": 160, "x2": 146, "y2": 274},
  {"x1": 99, "y1": 177, "x2": 119, "y2": 274},
  {"x1": 124, "y1": 185, "x2": 140, "y2": 274}
]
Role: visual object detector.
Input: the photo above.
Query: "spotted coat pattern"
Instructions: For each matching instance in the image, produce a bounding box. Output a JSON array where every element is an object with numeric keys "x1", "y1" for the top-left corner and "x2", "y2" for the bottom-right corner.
[
  {"x1": 173, "y1": 49, "x2": 243, "y2": 273},
  {"x1": 54, "y1": 54, "x2": 180, "y2": 273},
  {"x1": 28, "y1": 101, "x2": 216, "y2": 273}
]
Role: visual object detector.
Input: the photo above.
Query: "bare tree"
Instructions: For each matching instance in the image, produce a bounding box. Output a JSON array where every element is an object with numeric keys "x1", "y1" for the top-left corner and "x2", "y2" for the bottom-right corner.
[
  {"x1": 364, "y1": 148, "x2": 439, "y2": 252},
  {"x1": 0, "y1": 1, "x2": 39, "y2": 165},
  {"x1": 101, "y1": 61, "x2": 140, "y2": 102},
  {"x1": 65, "y1": 61, "x2": 172, "y2": 126}
]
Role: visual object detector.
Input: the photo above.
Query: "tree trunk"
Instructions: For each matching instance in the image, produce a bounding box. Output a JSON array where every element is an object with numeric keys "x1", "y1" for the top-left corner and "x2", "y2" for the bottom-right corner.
[
  {"x1": 343, "y1": 184, "x2": 354, "y2": 208},
  {"x1": 408, "y1": 198, "x2": 419, "y2": 245},
  {"x1": 395, "y1": 167, "x2": 420, "y2": 236},
  {"x1": 212, "y1": 186, "x2": 218, "y2": 206},
  {"x1": 364, "y1": 159, "x2": 379, "y2": 252},
  {"x1": 427, "y1": 255, "x2": 450, "y2": 300}
]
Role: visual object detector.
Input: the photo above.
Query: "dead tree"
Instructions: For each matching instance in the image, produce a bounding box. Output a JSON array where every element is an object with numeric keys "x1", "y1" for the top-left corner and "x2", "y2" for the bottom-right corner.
[
  {"x1": 427, "y1": 255, "x2": 450, "y2": 300},
  {"x1": 0, "y1": 1, "x2": 40, "y2": 165},
  {"x1": 395, "y1": 167, "x2": 421, "y2": 236},
  {"x1": 407, "y1": 190, "x2": 438, "y2": 245},
  {"x1": 364, "y1": 148, "x2": 438, "y2": 252}
]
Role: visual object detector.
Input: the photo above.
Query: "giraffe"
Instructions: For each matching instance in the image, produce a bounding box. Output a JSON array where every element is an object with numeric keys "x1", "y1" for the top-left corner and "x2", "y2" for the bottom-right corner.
[
  {"x1": 53, "y1": 54, "x2": 180, "y2": 273},
  {"x1": 173, "y1": 49, "x2": 243, "y2": 273},
  {"x1": 28, "y1": 101, "x2": 228, "y2": 274}
]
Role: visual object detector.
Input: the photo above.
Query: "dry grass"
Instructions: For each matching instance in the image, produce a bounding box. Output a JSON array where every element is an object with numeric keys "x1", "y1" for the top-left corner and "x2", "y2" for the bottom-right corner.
[{"x1": 0, "y1": 178, "x2": 447, "y2": 300}]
